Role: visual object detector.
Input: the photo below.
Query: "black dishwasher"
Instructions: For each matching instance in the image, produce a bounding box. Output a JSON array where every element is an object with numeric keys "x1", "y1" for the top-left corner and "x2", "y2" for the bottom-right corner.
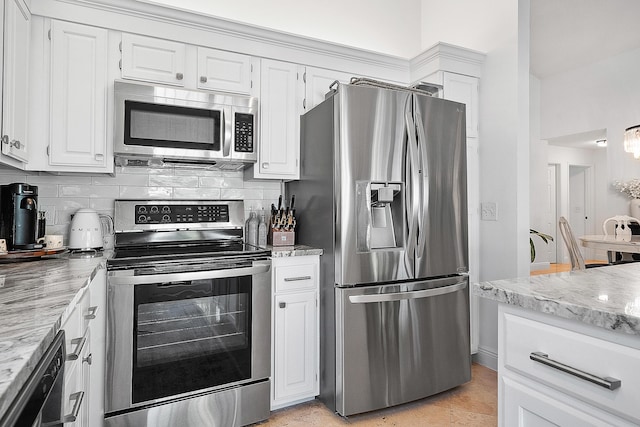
[{"x1": 0, "y1": 331, "x2": 65, "y2": 427}]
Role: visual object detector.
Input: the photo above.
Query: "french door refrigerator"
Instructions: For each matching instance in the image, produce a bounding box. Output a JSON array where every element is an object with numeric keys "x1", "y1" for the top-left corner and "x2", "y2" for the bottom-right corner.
[{"x1": 286, "y1": 81, "x2": 470, "y2": 417}]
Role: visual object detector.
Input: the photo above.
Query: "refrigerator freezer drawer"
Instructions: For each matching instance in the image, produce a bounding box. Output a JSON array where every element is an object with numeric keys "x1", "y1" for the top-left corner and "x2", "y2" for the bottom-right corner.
[{"x1": 335, "y1": 275, "x2": 471, "y2": 416}]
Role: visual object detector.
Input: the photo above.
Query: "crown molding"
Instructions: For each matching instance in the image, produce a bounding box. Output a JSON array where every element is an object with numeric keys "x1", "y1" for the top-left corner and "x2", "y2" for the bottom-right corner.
[
  {"x1": 410, "y1": 42, "x2": 486, "y2": 83},
  {"x1": 32, "y1": 0, "x2": 410, "y2": 82}
]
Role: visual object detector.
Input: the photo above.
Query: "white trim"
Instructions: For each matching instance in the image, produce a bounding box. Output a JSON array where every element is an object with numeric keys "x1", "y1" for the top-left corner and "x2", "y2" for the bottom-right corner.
[
  {"x1": 409, "y1": 42, "x2": 486, "y2": 84},
  {"x1": 473, "y1": 345, "x2": 498, "y2": 371}
]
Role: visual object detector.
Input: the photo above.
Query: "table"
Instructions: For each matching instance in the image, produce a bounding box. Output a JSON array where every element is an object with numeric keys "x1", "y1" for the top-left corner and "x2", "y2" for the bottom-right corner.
[{"x1": 579, "y1": 235, "x2": 640, "y2": 263}]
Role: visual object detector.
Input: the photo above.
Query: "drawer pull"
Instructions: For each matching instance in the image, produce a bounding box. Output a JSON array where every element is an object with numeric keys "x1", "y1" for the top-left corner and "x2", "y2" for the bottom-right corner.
[
  {"x1": 284, "y1": 276, "x2": 311, "y2": 282},
  {"x1": 85, "y1": 305, "x2": 98, "y2": 320},
  {"x1": 63, "y1": 391, "x2": 85, "y2": 423},
  {"x1": 530, "y1": 351, "x2": 621, "y2": 390},
  {"x1": 67, "y1": 337, "x2": 87, "y2": 361}
]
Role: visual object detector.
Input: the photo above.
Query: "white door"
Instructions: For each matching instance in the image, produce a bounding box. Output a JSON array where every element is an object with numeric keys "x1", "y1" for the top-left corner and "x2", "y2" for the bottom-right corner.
[
  {"x1": 546, "y1": 164, "x2": 558, "y2": 263},
  {"x1": 569, "y1": 165, "x2": 594, "y2": 260}
]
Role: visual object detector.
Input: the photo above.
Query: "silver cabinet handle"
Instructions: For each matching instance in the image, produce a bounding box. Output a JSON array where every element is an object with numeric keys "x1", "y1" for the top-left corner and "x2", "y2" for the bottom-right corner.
[
  {"x1": 262, "y1": 162, "x2": 269, "y2": 169},
  {"x1": 63, "y1": 391, "x2": 85, "y2": 423},
  {"x1": 284, "y1": 276, "x2": 311, "y2": 282},
  {"x1": 85, "y1": 306, "x2": 98, "y2": 320},
  {"x1": 279, "y1": 302, "x2": 286, "y2": 308},
  {"x1": 94, "y1": 153, "x2": 104, "y2": 161},
  {"x1": 1, "y1": 135, "x2": 20, "y2": 150},
  {"x1": 66, "y1": 336, "x2": 87, "y2": 361},
  {"x1": 1, "y1": 135, "x2": 7, "y2": 145},
  {"x1": 348, "y1": 281, "x2": 466, "y2": 304},
  {"x1": 176, "y1": 72, "x2": 183, "y2": 80},
  {"x1": 200, "y1": 76, "x2": 207, "y2": 83},
  {"x1": 530, "y1": 352, "x2": 621, "y2": 390}
]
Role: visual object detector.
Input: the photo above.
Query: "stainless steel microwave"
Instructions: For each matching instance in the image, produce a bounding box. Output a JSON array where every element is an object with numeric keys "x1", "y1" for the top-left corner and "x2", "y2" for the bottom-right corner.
[{"x1": 114, "y1": 81, "x2": 258, "y2": 169}]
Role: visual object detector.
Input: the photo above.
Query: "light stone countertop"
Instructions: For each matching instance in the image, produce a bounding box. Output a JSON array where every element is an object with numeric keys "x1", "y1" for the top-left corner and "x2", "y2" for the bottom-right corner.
[
  {"x1": 0, "y1": 253, "x2": 106, "y2": 418},
  {"x1": 269, "y1": 245, "x2": 323, "y2": 257},
  {"x1": 473, "y1": 263, "x2": 640, "y2": 335}
]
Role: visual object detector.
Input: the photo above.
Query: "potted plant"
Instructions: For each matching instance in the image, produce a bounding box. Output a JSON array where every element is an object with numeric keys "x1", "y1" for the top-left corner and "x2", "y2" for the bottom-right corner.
[{"x1": 530, "y1": 229, "x2": 554, "y2": 263}]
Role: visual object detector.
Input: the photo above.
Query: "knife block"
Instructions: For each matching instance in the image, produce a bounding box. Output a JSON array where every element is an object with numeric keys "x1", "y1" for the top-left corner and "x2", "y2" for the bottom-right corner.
[{"x1": 269, "y1": 229, "x2": 295, "y2": 246}]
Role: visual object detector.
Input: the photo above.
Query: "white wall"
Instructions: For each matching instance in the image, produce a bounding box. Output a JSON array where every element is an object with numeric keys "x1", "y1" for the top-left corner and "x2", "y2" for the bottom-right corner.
[
  {"x1": 0, "y1": 166, "x2": 281, "y2": 246},
  {"x1": 139, "y1": 0, "x2": 423, "y2": 58},
  {"x1": 539, "y1": 46, "x2": 640, "y2": 230}
]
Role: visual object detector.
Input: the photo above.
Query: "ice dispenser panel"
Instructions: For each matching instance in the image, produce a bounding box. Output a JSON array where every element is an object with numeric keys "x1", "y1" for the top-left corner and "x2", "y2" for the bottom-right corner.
[{"x1": 356, "y1": 182, "x2": 403, "y2": 252}]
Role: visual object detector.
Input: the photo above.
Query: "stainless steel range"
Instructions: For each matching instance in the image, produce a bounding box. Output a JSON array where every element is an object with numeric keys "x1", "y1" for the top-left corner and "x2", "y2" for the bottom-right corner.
[{"x1": 104, "y1": 199, "x2": 271, "y2": 427}]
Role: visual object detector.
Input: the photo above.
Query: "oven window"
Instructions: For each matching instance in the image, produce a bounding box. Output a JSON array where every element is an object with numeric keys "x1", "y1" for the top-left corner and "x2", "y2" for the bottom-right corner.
[
  {"x1": 125, "y1": 100, "x2": 221, "y2": 151},
  {"x1": 132, "y1": 277, "x2": 251, "y2": 403}
]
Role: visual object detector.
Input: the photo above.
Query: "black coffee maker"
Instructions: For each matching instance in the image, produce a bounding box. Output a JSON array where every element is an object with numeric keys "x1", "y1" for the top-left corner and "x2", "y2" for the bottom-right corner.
[{"x1": 0, "y1": 183, "x2": 43, "y2": 250}]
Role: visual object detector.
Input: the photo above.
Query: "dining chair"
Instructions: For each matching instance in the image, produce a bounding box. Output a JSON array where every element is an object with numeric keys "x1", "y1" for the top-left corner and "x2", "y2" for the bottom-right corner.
[{"x1": 558, "y1": 216, "x2": 609, "y2": 271}]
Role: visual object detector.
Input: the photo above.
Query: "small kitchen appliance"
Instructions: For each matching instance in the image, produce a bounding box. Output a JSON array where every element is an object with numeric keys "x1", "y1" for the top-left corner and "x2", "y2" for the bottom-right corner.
[
  {"x1": 0, "y1": 183, "x2": 43, "y2": 250},
  {"x1": 68, "y1": 208, "x2": 103, "y2": 251},
  {"x1": 105, "y1": 199, "x2": 271, "y2": 427}
]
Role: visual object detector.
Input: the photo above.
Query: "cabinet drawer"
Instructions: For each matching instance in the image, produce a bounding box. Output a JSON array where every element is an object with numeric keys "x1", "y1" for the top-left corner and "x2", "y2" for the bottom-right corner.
[
  {"x1": 275, "y1": 262, "x2": 317, "y2": 293},
  {"x1": 502, "y1": 311, "x2": 640, "y2": 423}
]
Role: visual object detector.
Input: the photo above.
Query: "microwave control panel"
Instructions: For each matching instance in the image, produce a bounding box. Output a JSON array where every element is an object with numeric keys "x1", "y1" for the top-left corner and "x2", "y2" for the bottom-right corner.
[{"x1": 234, "y1": 113, "x2": 254, "y2": 153}]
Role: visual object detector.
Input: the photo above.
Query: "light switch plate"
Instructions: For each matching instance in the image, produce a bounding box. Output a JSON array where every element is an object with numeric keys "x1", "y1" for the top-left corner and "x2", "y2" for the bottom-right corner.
[{"x1": 481, "y1": 202, "x2": 497, "y2": 221}]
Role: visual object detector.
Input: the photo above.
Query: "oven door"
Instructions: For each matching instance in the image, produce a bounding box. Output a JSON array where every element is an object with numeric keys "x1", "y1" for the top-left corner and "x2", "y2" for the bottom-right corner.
[{"x1": 105, "y1": 259, "x2": 271, "y2": 414}]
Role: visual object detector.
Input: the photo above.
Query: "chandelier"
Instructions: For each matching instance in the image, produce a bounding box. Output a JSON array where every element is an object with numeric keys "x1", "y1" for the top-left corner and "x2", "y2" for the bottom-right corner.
[{"x1": 624, "y1": 125, "x2": 640, "y2": 158}]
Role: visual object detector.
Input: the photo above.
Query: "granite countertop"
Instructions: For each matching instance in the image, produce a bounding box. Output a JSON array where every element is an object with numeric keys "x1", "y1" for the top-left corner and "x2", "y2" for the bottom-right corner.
[
  {"x1": 0, "y1": 253, "x2": 106, "y2": 418},
  {"x1": 269, "y1": 244, "x2": 323, "y2": 257},
  {"x1": 473, "y1": 263, "x2": 640, "y2": 336}
]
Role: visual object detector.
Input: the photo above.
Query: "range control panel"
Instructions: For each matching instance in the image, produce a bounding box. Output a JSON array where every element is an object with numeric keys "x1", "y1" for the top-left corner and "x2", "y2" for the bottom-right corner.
[
  {"x1": 234, "y1": 112, "x2": 254, "y2": 153},
  {"x1": 135, "y1": 204, "x2": 230, "y2": 224}
]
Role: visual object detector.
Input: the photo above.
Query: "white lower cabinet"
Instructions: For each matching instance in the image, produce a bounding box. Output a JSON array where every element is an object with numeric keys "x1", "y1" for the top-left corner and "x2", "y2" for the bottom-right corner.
[
  {"x1": 61, "y1": 266, "x2": 106, "y2": 427},
  {"x1": 271, "y1": 255, "x2": 319, "y2": 409},
  {"x1": 498, "y1": 304, "x2": 640, "y2": 427}
]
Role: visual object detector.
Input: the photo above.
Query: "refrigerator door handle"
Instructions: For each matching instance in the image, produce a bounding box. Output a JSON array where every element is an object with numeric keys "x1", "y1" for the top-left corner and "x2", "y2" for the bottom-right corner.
[
  {"x1": 404, "y1": 98, "x2": 419, "y2": 275},
  {"x1": 414, "y1": 96, "x2": 429, "y2": 260},
  {"x1": 348, "y1": 281, "x2": 467, "y2": 304}
]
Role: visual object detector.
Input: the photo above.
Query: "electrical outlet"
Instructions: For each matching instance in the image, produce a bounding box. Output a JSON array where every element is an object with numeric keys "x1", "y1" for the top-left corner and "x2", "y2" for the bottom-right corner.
[
  {"x1": 481, "y1": 202, "x2": 497, "y2": 221},
  {"x1": 41, "y1": 206, "x2": 56, "y2": 223}
]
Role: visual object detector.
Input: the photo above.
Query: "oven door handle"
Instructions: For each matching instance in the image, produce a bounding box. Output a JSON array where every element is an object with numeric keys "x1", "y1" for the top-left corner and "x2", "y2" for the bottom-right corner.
[{"x1": 108, "y1": 262, "x2": 271, "y2": 285}]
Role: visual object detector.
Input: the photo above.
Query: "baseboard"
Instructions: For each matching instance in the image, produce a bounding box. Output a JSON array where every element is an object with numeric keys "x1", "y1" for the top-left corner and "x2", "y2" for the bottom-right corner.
[
  {"x1": 530, "y1": 261, "x2": 550, "y2": 271},
  {"x1": 472, "y1": 346, "x2": 498, "y2": 371}
]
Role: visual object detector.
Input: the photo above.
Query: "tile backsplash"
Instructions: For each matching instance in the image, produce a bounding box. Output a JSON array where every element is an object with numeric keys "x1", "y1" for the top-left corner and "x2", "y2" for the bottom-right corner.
[{"x1": 0, "y1": 165, "x2": 282, "y2": 244}]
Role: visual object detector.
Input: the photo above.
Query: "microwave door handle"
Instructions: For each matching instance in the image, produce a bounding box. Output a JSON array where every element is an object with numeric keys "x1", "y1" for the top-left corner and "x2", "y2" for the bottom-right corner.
[{"x1": 223, "y1": 108, "x2": 231, "y2": 157}]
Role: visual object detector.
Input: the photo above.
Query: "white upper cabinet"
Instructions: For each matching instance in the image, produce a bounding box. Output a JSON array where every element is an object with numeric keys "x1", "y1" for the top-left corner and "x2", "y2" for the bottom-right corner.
[
  {"x1": 442, "y1": 72, "x2": 479, "y2": 138},
  {"x1": 120, "y1": 33, "x2": 186, "y2": 86},
  {"x1": 251, "y1": 59, "x2": 304, "y2": 180},
  {"x1": 47, "y1": 20, "x2": 109, "y2": 171},
  {"x1": 197, "y1": 47, "x2": 252, "y2": 95},
  {"x1": 120, "y1": 33, "x2": 254, "y2": 95},
  {"x1": 304, "y1": 67, "x2": 353, "y2": 111},
  {"x1": 1, "y1": 0, "x2": 30, "y2": 165}
]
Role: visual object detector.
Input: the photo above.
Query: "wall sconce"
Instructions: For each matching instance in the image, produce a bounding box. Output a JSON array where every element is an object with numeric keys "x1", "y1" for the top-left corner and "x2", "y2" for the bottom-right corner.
[{"x1": 624, "y1": 125, "x2": 640, "y2": 158}]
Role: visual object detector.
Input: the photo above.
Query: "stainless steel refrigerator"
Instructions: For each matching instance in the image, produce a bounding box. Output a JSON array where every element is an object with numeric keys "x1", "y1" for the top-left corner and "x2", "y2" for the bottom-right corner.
[{"x1": 286, "y1": 81, "x2": 470, "y2": 417}]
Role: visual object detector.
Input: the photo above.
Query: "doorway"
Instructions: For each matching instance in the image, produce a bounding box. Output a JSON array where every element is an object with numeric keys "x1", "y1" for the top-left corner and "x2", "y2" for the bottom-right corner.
[{"x1": 568, "y1": 164, "x2": 594, "y2": 260}]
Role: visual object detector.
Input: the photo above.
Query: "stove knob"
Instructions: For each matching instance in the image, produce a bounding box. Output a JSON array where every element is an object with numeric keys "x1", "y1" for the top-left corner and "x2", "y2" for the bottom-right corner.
[
  {"x1": 138, "y1": 206, "x2": 147, "y2": 214},
  {"x1": 150, "y1": 206, "x2": 159, "y2": 214},
  {"x1": 162, "y1": 215, "x2": 171, "y2": 222},
  {"x1": 162, "y1": 206, "x2": 171, "y2": 213},
  {"x1": 138, "y1": 215, "x2": 148, "y2": 223}
]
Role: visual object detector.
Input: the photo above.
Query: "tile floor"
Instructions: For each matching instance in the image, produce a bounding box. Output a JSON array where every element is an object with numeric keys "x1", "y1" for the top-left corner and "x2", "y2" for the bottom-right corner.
[{"x1": 255, "y1": 363, "x2": 497, "y2": 426}]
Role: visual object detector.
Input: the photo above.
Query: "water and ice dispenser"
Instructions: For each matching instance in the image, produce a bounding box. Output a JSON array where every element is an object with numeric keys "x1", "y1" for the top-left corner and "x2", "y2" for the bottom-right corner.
[{"x1": 356, "y1": 181, "x2": 403, "y2": 251}]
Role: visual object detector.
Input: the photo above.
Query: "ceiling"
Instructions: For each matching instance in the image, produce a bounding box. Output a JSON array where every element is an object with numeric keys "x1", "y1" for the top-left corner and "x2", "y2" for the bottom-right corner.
[{"x1": 530, "y1": 0, "x2": 640, "y2": 78}]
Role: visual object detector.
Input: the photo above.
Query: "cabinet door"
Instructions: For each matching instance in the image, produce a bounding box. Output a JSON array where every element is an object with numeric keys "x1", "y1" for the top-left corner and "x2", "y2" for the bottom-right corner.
[
  {"x1": 49, "y1": 21, "x2": 109, "y2": 170},
  {"x1": 121, "y1": 33, "x2": 185, "y2": 86},
  {"x1": 1, "y1": 0, "x2": 30, "y2": 163},
  {"x1": 254, "y1": 59, "x2": 304, "y2": 180},
  {"x1": 443, "y1": 72, "x2": 479, "y2": 138},
  {"x1": 304, "y1": 67, "x2": 353, "y2": 111},
  {"x1": 273, "y1": 291, "x2": 317, "y2": 403},
  {"x1": 502, "y1": 376, "x2": 633, "y2": 427},
  {"x1": 197, "y1": 47, "x2": 252, "y2": 94}
]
